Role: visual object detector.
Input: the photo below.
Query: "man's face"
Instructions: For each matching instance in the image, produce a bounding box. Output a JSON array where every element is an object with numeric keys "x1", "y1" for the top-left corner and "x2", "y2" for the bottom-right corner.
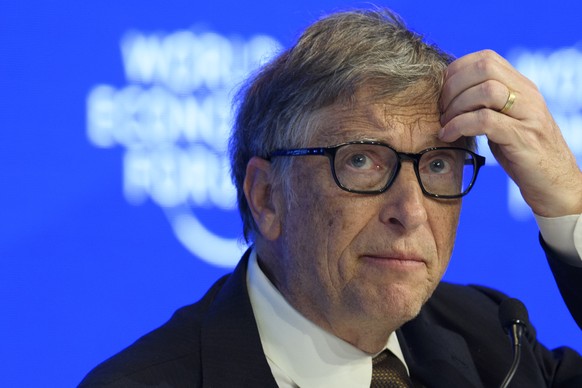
[{"x1": 263, "y1": 88, "x2": 462, "y2": 348}]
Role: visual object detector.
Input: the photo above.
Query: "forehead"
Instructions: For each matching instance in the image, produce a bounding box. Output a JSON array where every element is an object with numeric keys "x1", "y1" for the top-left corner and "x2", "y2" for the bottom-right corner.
[{"x1": 309, "y1": 87, "x2": 445, "y2": 150}]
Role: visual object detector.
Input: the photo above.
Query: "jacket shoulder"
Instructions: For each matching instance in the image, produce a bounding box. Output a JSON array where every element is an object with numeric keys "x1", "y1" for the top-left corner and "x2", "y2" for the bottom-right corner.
[
  {"x1": 420, "y1": 282, "x2": 582, "y2": 387},
  {"x1": 424, "y1": 282, "x2": 525, "y2": 337}
]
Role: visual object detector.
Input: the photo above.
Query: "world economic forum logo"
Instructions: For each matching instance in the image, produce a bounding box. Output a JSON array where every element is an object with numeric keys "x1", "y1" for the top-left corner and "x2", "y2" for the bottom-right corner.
[{"x1": 86, "y1": 28, "x2": 282, "y2": 267}]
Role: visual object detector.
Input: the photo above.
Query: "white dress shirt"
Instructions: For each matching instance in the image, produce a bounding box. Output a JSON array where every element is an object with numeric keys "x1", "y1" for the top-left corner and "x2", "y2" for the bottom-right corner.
[
  {"x1": 247, "y1": 214, "x2": 582, "y2": 387},
  {"x1": 536, "y1": 214, "x2": 582, "y2": 267},
  {"x1": 247, "y1": 250, "x2": 407, "y2": 388}
]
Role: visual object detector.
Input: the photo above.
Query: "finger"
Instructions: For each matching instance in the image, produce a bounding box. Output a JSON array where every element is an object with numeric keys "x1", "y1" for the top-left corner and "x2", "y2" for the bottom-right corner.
[
  {"x1": 440, "y1": 50, "x2": 535, "y2": 113},
  {"x1": 446, "y1": 50, "x2": 513, "y2": 78},
  {"x1": 438, "y1": 108, "x2": 514, "y2": 145},
  {"x1": 441, "y1": 61, "x2": 515, "y2": 113},
  {"x1": 440, "y1": 79, "x2": 511, "y2": 125}
]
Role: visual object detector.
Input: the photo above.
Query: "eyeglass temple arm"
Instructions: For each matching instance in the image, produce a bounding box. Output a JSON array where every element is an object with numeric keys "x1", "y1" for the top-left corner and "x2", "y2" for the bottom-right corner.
[{"x1": 270, "y1": 148, "x2": 326, "y2": 157}]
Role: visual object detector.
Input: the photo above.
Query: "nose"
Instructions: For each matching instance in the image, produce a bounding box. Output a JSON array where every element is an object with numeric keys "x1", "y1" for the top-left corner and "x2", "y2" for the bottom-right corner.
[{"x1": 379, "y1": 164, "x2": 428, "y2": 231}]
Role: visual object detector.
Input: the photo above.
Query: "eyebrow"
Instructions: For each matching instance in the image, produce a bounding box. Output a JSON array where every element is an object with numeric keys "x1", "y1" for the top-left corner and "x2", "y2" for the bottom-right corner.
[
  {"x1": 314, "y1": 129, "x2": 447, "y2": 150},
  {"x1": 318, "y1": 130, "x2": 376, "y2": 145}
]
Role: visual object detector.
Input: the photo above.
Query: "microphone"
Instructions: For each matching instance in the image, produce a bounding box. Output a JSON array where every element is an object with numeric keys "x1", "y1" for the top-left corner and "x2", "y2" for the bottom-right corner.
[{"x1": 498, "y1": 298, "x2": 529, "y2": 388}]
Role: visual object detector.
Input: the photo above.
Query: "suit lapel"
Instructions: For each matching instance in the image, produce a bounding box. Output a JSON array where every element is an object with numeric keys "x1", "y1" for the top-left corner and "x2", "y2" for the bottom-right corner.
[
  {"x1": 200, "y1": 251, "x2": 278, "y2": 388},
  {"x1": 398, "y1": 310, "x2": 484, "y2": 388}
]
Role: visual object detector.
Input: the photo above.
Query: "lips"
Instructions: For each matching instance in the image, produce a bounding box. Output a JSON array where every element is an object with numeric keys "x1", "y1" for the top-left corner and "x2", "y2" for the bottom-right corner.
[
  {"x1": 364, "y1": 251, "x2": 425, "y2": 262},
  {"x1": 361, "y1": 252, "x2": 427, "y2": 267}
]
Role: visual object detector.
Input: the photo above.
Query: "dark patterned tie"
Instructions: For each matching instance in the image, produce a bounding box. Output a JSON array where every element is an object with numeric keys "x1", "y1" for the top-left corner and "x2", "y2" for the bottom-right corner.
[{"x1": 370, "y1": 350, "x2": 413, "y2": 388}]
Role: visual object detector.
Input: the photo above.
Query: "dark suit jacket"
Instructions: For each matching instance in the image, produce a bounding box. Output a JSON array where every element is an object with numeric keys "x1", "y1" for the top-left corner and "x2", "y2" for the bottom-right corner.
[{"x1": 80, "y1": 242, "x2": 582, "y2": 387}]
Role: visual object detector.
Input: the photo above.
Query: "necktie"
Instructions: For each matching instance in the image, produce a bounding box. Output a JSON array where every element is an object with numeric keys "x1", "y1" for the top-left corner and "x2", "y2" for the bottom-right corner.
[{"x1": 370, "y1": 350, "x2": 413, "y2": 388}]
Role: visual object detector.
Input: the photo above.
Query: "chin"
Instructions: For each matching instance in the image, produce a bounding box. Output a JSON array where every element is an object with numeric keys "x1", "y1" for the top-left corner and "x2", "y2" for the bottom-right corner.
[{"x1": 376, "y1": 282, "x2": 432, "y2": 324}]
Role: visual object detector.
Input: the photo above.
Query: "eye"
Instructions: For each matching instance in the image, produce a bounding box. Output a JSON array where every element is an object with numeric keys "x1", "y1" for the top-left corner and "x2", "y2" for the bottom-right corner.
[
  {"x1": 336, "y1": 144, "x2": 391, "y2": 174},
  {"x1": 349, "y1": 153, "x2": 372, "y2": 169},
  {"x1": 421, "y1": 151, "x2": 459, "y2": 176},
  {"x1": 428, "y1": 158, "x2": 450, "y2": 174}
]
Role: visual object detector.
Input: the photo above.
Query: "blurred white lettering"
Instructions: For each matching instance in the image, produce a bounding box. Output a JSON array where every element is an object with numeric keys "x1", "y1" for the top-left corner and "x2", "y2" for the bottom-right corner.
[
  {"x1": 86, "y1": 28, "x2": 281, "y2": 266},
  {"x1": 87, "y1": 29, "x2": 281, "y2": 211}
]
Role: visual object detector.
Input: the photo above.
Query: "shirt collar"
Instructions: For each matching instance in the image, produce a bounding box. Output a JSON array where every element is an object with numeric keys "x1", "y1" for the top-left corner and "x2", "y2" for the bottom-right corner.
[{"x1": 247, "y1": 249, "x2": 409, "y2": 387}]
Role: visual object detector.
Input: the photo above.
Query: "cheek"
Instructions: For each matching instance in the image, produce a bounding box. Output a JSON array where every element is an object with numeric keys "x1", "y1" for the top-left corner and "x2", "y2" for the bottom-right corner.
[
  {"x1": 280, "y1": 187, "x2": 337, "y2": 261},
  {"x1": 283, "y1": 163, "x2": 377, "y2": 280},
  {"x1": 288, "y1": 164, "x2": 362, "y2": 245},
  {"x1": 429, "y1": 202, "x2": 461, "y2": 265},
  {"x1": 305, "y1": 195, "x2": 360, "y2": 261},
  {"x1": 287, "y1": 191, "x2": 367, "y2": 282}
]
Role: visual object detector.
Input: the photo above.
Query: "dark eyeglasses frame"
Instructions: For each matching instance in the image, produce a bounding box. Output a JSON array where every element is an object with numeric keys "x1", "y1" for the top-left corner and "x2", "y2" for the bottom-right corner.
[{"x1": 269, "y1": 140, "x2": 486, "y2": 199}]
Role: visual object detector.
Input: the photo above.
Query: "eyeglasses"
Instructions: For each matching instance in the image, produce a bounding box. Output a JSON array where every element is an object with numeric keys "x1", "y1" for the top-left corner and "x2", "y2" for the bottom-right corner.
[{"x1": 269, "y1": 141, "x2": 486, "y2": 198}]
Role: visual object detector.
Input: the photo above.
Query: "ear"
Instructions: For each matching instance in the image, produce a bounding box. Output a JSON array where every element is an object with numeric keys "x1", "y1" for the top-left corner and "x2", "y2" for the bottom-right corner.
[{"x1": 243, "y1": 156, "x2": 282, "y2": 241}]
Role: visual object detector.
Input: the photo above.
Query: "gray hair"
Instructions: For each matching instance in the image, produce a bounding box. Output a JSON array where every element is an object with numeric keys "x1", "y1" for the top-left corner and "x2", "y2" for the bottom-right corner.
[{"x1": 229, "y1": 7, "x2": 470, "y2": 242}]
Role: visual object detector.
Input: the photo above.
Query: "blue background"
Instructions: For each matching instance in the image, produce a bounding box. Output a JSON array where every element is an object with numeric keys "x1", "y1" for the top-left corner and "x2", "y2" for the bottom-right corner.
[{"x1": 1, "y1": 1, "x2": 581, "y2": 386}]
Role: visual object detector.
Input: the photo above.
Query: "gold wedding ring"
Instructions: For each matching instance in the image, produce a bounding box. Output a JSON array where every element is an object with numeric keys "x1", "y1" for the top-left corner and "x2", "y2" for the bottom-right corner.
[{"x1": 500, "y1": 90, "x2": 516, "y2": 114}]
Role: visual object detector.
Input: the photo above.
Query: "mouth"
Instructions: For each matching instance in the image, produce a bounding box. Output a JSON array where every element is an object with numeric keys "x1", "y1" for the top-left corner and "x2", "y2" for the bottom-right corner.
[{"x1": 361, "y1": 253, "x2": 427, "y2": 269}]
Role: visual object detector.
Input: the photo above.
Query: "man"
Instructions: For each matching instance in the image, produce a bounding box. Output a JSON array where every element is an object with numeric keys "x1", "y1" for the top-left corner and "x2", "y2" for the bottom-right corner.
[{"x1": 80, "y1": 8, "x2": 582, "y2": 387}]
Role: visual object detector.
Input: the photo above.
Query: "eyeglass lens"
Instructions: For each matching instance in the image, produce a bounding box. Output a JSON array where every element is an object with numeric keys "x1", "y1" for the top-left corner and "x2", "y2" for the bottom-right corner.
[{"x1": 333, "y1": 144, "x2": 476, "y2": 195}]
